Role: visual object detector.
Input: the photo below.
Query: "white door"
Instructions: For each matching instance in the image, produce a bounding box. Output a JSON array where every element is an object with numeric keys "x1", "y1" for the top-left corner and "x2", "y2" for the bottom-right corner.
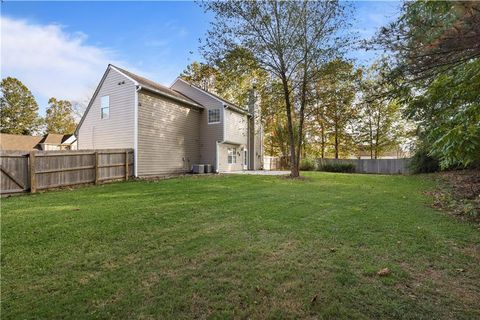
[{"x1": 243, "y1": 150, "x2": 248, "y2": 170}]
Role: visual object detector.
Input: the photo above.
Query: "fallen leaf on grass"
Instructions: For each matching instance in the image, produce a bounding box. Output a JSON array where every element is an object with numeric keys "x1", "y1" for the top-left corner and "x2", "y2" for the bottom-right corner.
[{"x1": 377, "y1": 268, "x2": 391, "y2": 276}]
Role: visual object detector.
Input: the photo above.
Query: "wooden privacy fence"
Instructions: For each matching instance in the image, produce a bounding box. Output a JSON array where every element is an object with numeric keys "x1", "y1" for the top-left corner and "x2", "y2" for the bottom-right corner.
[
  {"x1": 316, "y1": 158, "x2": 412, "y2": 174},
  {"x1": 0, "y1": 149, "x2": 134, "y2": 195}
]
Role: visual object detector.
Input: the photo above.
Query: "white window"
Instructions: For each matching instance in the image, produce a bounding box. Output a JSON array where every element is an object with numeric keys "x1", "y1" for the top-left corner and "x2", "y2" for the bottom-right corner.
[
  {"x1": 208, "y1": 109, "x2": 220, "y2": 123},
  {"x1": 228, "y1": 147, "x2": 237, "y2": 164},
  {"x1": 101, "y1": 96, "x2": 110, "y2": 119}
]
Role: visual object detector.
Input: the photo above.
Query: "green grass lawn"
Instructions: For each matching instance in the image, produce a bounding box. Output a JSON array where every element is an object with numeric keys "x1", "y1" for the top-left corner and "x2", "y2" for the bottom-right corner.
[{"x1": 2, "y1": 172, "x2": 479, "y2": 319}]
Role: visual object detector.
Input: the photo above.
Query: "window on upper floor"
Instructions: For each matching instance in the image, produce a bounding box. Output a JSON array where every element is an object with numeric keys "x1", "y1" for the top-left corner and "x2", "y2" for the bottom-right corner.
[
  {"x1": 101, "y1": 96, "x2": 110, "y2": 119},
  {"x1": 208, "y1": 109, "x2": 220, "y2": 124}
]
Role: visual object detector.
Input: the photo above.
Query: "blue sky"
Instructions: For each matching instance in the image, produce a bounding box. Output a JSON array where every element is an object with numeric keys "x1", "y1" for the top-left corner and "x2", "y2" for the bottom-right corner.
[{"x1": 1, "y1": 1, "x2": 401, "y2": 115}]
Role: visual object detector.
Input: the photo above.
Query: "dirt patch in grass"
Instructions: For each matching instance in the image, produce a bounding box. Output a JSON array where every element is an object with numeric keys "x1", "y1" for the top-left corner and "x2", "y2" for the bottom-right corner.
[{"x1": 426, "y1": 169, "x2": 480, "y2": 224}]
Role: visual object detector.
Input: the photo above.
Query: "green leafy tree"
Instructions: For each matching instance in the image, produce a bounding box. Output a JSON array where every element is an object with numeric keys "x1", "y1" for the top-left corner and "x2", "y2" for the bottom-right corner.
[
  {"x1": 0, "y1": 77, "x2": 41, "y2": 134},
  {"x1": 371, "y1": 2, "x2": 480, "y2": 168},
  {"x1": 357, "y1": 67, "x2": 405, "y2": 159},
  {"x1": 407, "y1": 60, "x2": 480, "y2": 168},
  {"x1": 44, "y1": 98, "x2": 77, "y2": 134},
  {"x1": 315, "y1": 59, "x2": 361, "y2": 159}
]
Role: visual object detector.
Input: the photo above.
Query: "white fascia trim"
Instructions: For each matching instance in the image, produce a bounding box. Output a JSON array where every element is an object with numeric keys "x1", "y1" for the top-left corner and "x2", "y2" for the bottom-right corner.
[
  {"x1": 224, "y1": 104, "x2": 250, "y2": 116},
  {"x1": 134, "y1": 86, "x2": 140, "y2": 177},
  {"x1": 110, "y1": 65, "x2": 139, "y2": 86}
]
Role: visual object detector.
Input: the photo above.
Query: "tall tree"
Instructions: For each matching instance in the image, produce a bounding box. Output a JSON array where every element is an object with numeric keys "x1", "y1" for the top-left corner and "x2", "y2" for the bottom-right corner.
[
  {"x1": 201, "y1": 1, "x2": 351, "y2": 177},
  {"x1": 315, "y1": 59, "x2": 361, "y2": 159},
  {"x1": 0, "y1": 77, "x2": 41, "y2": 135},
  {"x1": 44, "y1": 98, "x2": 76, "y2": 134},
  {"x1": 357, "y1": 67, "x2": 405, "y2": 159}
]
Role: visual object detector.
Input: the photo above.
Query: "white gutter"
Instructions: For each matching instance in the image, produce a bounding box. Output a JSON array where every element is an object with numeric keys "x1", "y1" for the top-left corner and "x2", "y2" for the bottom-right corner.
[{"x1": 134, "y1": 86, "x2": 140, "y2": 177}]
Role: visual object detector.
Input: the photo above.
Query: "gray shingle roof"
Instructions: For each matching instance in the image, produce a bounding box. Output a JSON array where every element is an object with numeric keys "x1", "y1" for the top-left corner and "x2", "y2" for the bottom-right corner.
[{"x1": 111, "y1": 65, "x2": 202, "y2": 108}]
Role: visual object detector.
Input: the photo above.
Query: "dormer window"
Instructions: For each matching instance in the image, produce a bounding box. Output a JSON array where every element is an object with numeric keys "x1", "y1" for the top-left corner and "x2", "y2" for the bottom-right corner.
[
  {"x1": 101, "y1": 96, "x2": 110, "y2": 119},
  {"x1": 208, "y1": 109, "x2": 220, "y2": 124}
]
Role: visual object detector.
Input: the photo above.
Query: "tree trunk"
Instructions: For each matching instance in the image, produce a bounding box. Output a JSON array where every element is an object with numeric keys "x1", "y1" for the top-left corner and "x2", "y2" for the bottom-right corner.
[
  {"x1": 321, "y1": 125, "x2": 325, "y2": 159},
  {"x1": 281, "y1": 77, "x2": 299, "y2": 177},
  {"x1": 334, "y1": 124, "x2": 339, "y2": 159}
]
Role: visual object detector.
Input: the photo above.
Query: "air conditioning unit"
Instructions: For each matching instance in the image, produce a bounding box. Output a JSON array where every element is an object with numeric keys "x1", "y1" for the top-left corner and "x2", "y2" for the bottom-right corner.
[
  {"x1": 204, "y1": 164, "x2": 212, "y2": 173},
  {"x1": 192, "y1": 164, "x2": 204, "y2": 174}
]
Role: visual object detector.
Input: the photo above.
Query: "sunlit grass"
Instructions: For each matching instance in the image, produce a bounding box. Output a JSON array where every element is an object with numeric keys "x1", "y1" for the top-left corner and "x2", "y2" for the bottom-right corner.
[{"x1": 2, "y1": 172, "x2": 479, "y2": 319}]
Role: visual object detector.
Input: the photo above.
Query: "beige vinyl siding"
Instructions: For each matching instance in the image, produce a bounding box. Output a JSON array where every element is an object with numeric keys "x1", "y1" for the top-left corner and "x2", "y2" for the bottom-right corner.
[
  {"x1": 78, "y1": 68, "x2": 135, "y2": 149},
  {"x1": 225, "y1": 109, "x2": 248, "y2": 145},
  {"x1": 137, "y1": 91, "x2": 201, "y2": 176},
  {"x1": 171, "y1": 79, "x2": 223, "y2": 169},
  {"x1": 217, "y1": 143, "x2": 246, "y2": 172}
]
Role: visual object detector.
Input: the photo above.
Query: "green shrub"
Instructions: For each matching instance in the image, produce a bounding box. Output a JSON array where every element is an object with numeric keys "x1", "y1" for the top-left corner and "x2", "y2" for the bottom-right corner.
[
  {"x1": 409, "y1": 149, "x2": 440, "y2": 173},
  {"x1": 318, "y1": 162, "x2": 356, "y2": 173},
  {"x1": 299, "y1": 158, "x2": 316, "y2": 171}
]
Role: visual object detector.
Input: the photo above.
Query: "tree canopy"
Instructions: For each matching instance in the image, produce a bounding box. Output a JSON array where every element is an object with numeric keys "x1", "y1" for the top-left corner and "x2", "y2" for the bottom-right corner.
[
  {"x1": 0, "y1": 77, "x2": 41, "y2": 135},
  {"x1": 44, "y1": 97, "x2": 77, "y2": 135},
  {"x1": 373, "y1": 1, "x2": 480, "y2": 169}
]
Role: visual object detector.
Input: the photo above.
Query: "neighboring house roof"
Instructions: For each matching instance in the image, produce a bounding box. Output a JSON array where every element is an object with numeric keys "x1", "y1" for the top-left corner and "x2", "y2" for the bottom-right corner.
[
  {"x1": 0, "y1": 133, "x2": 43, "y2": 150},
  {"x1": 0, "y1": 133, "x2": 76, "y2": 151},
  {"x1": 40, "y1": 133, "x2": 65, "y2": 145},
  {"x1": 172, "y1": 78, "x2": 250, "y2": 115},
  {"x1": 111, "y1": 65, "x2": 203, "y2": 108}
]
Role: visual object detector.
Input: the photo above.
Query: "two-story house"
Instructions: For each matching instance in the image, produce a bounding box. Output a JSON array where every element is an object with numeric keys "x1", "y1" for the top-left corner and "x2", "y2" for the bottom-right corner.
[{"x1": 76, "y1": 64, "x2": 263, "y2": 177}]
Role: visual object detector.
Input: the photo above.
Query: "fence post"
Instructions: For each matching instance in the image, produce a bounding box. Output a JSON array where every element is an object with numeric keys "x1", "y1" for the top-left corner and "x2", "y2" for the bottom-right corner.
[
  {"x1": 29, "y1": 151, "x2": 36, "y2": 193},
  {"x1": 94, "y1": 152, "x2": 99, "y2": 185},
  {"x1": 125, "y1": 150, "x2": 129, "y2": 181}
]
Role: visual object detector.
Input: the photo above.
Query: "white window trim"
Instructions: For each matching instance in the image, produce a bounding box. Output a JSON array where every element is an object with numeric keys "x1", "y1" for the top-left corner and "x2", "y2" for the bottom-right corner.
[
  {"x1": 208, "y1": 108, "x2": 221, "y2": 124},
  {"x1": 228, "y1": 147, "x2": 237, "y2": 164}
]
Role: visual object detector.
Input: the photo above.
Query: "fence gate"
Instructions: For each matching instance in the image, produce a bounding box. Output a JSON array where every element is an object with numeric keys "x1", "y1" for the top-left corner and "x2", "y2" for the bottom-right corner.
[{"x1": 0, "y1": 152, "x2": 29, "y2": 194}]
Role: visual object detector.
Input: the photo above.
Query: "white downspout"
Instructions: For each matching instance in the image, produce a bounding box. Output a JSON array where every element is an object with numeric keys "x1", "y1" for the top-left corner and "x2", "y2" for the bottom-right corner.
[{"x1": 134, "y1": 86, "x2": 141, "y2": 177}]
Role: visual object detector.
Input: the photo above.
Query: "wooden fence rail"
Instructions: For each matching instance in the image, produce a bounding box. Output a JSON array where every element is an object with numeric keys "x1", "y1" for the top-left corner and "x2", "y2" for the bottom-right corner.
[{"x1": 0, "y1": 149, "x2": 134, "y2": 195}]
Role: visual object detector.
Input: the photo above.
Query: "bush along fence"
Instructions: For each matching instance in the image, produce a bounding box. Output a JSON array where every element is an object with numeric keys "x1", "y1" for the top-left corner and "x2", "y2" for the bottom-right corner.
[
  {"x1": 0, "y1": 149, "x2": 134, "y2": 195},
  {"x1": 316, "y1": 158, "x2": 411, "y2": 174}
]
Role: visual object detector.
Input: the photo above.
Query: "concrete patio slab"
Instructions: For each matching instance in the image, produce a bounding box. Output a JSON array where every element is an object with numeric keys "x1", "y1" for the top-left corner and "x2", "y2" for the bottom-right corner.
[{"x1": 223, "y1": 170, "x2": 290, "y2": 176}]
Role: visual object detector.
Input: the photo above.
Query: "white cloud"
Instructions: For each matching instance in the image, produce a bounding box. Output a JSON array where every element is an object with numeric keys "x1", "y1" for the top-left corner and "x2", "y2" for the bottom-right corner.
[{"x1": 0, "y1": 16, "x2": 129, "y2": 113}]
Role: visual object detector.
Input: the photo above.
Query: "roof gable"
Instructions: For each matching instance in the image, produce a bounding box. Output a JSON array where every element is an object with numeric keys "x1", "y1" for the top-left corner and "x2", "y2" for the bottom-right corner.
[
  {"x1": 111, "y1": 65, "x2": 202, "y2": 108},
  {"x1": 172, "y1": 78, "x2": 247, "y2": 111}
]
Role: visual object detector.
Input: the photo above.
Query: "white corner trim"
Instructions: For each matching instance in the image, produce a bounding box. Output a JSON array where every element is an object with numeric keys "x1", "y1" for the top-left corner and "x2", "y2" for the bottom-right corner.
[
  {"x1": 134, "y1": 86, "x2": 140, "y2": 177},
  {"x1": 215, "y1": 141, "x2": 219, "y2": 173},
  {"x1": 222, "y1": 107, "x2": 226, "y2": 141}
]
